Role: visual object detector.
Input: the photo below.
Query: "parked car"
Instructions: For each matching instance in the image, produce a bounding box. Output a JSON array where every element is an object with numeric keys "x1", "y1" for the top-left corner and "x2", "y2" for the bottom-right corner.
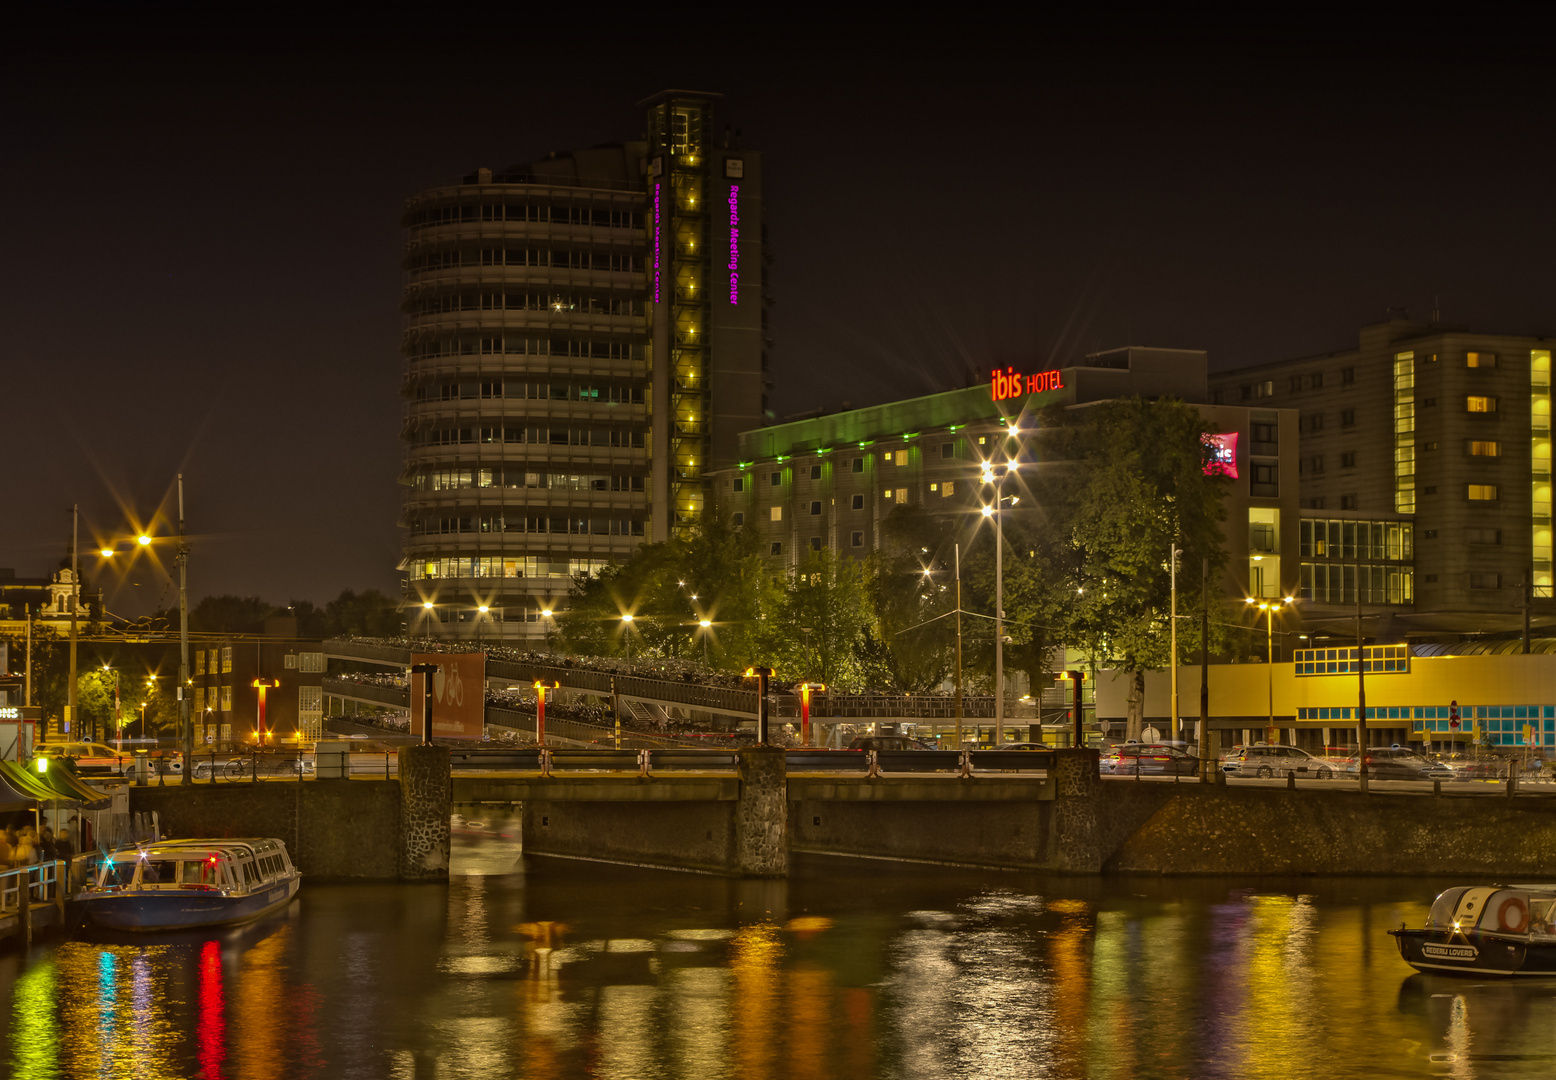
[
  {"x1": 35, "y1": 742, "x2": 181, "y2": 781},
  {"x1": 847, "y1": 736, "x2": 936, "y2": 751},
  {"x1": 1100, "y1": 743, "x2": 1201, "y2": 776},
  {"x1": 1233, "y1": 744, "x2": 1334, "y2": 779},
  {"x1": 1342, "y1": 747, "x2": 1455, "y2": 781}
]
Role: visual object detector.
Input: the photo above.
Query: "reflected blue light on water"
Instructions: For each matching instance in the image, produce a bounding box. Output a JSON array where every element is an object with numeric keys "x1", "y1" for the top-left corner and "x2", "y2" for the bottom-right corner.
[{"x1": 3, "y1": 846, "x2": 1556, "y2": 1078}]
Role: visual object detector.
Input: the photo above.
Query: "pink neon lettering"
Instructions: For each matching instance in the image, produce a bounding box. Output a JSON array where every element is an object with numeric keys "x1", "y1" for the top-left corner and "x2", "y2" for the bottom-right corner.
[
  {"x1": 652, "y1": 182, "x2": 662, "y2": 304},
  {"x1": 728, "y1": 184, "x2": 740, "y2": 305}
]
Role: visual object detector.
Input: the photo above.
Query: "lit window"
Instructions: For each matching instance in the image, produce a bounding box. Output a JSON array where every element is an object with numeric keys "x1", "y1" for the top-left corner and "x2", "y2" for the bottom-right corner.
[
  {"x1": 1467, "y1": 396, "x2": 1497, "y2": 413},
  {"x1": 770, "y1": 506, "x2": 782, "y2": 521},
  {"x1": 1468, "y1": 441, "x2": 1500, "y2": 456},
  {"x1": 929, "y1": 483, "x2": 938, "y2": 492},
  {"x1": 1468, "y1": 484, "x2": 1499, "y2": 501},
  {"x1": 884, "y1": 489, "x2": 894, "y2": 500},
  {"x1": 894, "y1": 450, "x2": 908, "y2": 466},
  {"x1": 942, "y1": 481, "x2": 955, "y2": 497},
  {"x1": 895, "y1": 488, "x2": 908, "y2": 503},
  {"x1": 1466, "y1": 352, "x2": 1496, "y2": 368}
]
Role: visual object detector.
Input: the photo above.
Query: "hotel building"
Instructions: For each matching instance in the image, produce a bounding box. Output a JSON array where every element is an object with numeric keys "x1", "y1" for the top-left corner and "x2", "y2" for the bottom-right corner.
[
  {"x1": 708, "y1": 347, "x2": 1301, "y2": 609},
  {"x1": 398, "y1": 91, "x2": 766, "y2": 641},
  {"x1": 1209, "y1": 318, "x2": 1556, "y2": 636}
]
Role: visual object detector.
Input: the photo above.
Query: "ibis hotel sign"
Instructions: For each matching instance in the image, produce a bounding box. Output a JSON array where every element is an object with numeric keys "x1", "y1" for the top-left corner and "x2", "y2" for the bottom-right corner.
[{"x1": 990, "y1": 367, "x2": 1065, "y2": 402}]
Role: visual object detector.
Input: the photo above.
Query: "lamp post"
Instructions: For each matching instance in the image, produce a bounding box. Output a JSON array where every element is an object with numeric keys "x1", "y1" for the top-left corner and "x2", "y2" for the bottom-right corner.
[
  {"x1": 699, "y1": 619, "x2": 712, "y2": 665},
  {"x1": 476, "y1": 604, "x2": 489, "y2": 648},
  {"x1": 532, "y1": 680, "x2": 560, "y2": 745},
  {"x1": 67, "y1": 505, "x2": 79, "y2": 743},
  {"x1": 410, "y1": 663, "x2": 437, "y2": 743},
  {"x1": 621, "y1": 614, "x2": 634, "y2": 660},
  {"x1": 1247, "y1": 596, "x2": 1293, "y2": 745},
  {"x1": 103, "y1": 665, "x2": 120, "y2": 751},
  {"x1": 1169, "y1": 543, "x2": 1183, "y2": 744},
  {"x1": 981, "y1": 452, "x2": 1020, "y2": 748},
  {"x1": 176, "y1": 475, "x2": 192, "y2": 785},
  {"x1": 799, "y1": 626, "x2": 814, "y2": 682},
  {"x1": 252, "y1": 678, "x2": 278, "y2": 746}
]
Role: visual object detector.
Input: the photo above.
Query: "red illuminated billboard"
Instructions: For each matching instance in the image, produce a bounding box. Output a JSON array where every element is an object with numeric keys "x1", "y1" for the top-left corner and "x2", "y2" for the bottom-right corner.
[
  {"x1": 409, "y1": 652, "x2": 486, "y2": 741},
  {"x1": 1203, "y1": 432, "x2": 1238, "y2": 478}
]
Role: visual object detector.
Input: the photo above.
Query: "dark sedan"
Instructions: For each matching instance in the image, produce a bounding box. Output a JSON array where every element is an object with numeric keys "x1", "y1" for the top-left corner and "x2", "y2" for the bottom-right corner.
[{"x1": 1100, "y1": 743, "x2": 1201, "y2": 776}]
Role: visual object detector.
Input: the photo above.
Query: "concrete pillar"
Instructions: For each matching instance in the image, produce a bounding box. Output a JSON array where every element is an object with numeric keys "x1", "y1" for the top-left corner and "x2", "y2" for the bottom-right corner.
[
  {"x1": 1047, "y1": 748, "x2": 1103, "y2": 873},
  {"x1": 734, "y1": 746, "x2": 787, "y2": 877},
  {"x1": 398, "y1": 744, "x2": 451, "y2": 880}
]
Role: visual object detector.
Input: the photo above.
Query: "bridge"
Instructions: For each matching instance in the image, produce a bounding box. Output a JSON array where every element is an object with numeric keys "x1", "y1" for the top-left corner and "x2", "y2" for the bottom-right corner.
[{"x1": 322, "y1": 638, "x2": 1012, "y2": 743}]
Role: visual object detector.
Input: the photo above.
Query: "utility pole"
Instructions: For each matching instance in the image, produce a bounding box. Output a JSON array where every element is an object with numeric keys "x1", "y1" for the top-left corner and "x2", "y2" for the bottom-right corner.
[
  {"x1": 178, "y1": 475, "x2": 193, "y2": 784},
  {"x1": 1200, "y1": 557, "x2": 1211, "y2": 782},
  {"x1": 67, "y1": 505, "x2": 78, "y2": 741},
  {"x1": 1169, "y1": 544, "x2": 1182, "y2": 743},
  {"x1": 1356, "y1": 593, "x2": 1369, "y2": 792},
  {"x1": 954, "y1": 543, "x2": 964, "y2": 750},
  {"x1": 24, "y1": 604, "x2": 32, "y2": 709}
]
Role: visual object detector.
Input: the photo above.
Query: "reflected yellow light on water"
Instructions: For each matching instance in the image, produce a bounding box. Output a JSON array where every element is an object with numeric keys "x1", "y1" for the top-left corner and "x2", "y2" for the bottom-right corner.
[
  {"x1": 9, "y1": 958, "x2": 59, "y2": 1079},
  {"x1": 664, "y1": 966, "x2": 732, "y2": 1077},
  {"x1": 786, "y1": 965, "x2": 834, "y2": 1080},
  {"x1": 1045, "y1": 898, "x2": 1092, "y2": 1077},
  {"x1": 731, "y1": 922, "x2": 784, "y2": 1080}
]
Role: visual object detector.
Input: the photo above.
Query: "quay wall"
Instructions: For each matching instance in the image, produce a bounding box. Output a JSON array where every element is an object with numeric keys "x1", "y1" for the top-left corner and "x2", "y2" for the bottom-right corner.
[
  {"x1": 522, "y1": 799, "x2": 739, "y2": 875},
  {"x1": 128, "y1": 781, "x2": 402, "y2": 881},
  {"x1": 1108, "y1": 785, "x2": 1556, "y2": 876}
]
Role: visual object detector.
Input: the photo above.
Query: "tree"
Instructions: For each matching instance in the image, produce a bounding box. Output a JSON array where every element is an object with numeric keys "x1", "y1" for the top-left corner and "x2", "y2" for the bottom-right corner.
[
  {"x1": 191, "y1": 595, "x2": 274, "y2": 634},
  {"x1": 778, "y1": 547, "x2": 874, "y2": 689},
  {"x1": 321, "y1": 590, "x2": 402, "y2": 638},
  {"x1": 1054, "y1": 398, "x2": 1230, "y2": 739}
]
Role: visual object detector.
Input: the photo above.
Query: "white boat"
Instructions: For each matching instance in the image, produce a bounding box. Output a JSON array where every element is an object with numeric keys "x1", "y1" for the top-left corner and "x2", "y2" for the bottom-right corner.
[{"x1": 76, "y1": 838, "x2": 301, "y2": 931}]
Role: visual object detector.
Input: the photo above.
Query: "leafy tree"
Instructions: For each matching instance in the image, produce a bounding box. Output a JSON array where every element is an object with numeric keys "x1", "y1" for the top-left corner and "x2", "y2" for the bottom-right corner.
[
  {"x1": 778, "y1": 547, "x2": 874, "y2": 688},
  {"x1": 191, "y1": 595, "x2": 274, "y2": 634},
  {"x1": 322, "y1": 590, "x2": 402, "y2": 638},
  {"x1": 1052, "y1": 398, "x2": 1230, "y2": 739}
]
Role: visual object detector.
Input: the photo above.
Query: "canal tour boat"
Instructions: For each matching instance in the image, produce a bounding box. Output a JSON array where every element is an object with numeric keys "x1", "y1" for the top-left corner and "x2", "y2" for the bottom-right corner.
[
  {"x1": 1390, "y1": 884, "x2": 1556, "y2": 976},
  {"x1": 76, "y1": 838, "x2": 301, "y2": 931}
]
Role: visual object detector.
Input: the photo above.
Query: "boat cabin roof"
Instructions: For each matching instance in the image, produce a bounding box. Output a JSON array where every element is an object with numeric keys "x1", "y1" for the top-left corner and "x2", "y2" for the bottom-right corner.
[{"x1": 107, "y1": 838, "x2": 290, "y2": 862}]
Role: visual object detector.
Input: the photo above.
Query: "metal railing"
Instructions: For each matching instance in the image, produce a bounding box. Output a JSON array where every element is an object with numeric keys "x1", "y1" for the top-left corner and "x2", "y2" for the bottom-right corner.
[
  {"x1": 0, "y1": 860, "x2": 63, "y2": 911},
  {"x1": 446, "y1": 747, "x2": 1054, "y2": 776}
]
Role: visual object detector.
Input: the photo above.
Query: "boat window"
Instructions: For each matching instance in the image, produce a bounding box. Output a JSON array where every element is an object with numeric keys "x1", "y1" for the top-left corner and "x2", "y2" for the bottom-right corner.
[
  {"x1": 1427, "y1": 888, "x2": 1467, "y2": 928},
  {"x1": 140, "y1": 860, "x2": 180, "y2": 884},
  {"x1": 180, "y1": 860, "x2": 219, "y2": 886},
  {"x1": 241, "y1": 861, "x2": 256, "y2": 886},
  {"x1": 1530, "y1": 898, "x2": 1556, "y2": 936},
  {"x1": 100, "y1": 859, "x2": 136, "y2": 888}
]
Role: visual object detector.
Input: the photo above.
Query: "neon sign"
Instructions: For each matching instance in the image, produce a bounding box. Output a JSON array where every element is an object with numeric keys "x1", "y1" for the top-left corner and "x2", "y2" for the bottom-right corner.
[
  {"x1": 1203, "y1": 432, "x2": 1238, "y2": 478},
  {"x1": 990, "y1": 367, "x2": 1064, "y2": 402},
  {"x1": 727, "y1": 184, "x2": 740, "y2": 305},
  {"x1": 652, "y1": 181, "x2": 663, "y2": 304}
]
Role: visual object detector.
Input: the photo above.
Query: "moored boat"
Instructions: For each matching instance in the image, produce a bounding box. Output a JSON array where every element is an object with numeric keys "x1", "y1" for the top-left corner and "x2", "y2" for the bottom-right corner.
[
  {"x1": 76, "y1": 838, "x2": 301, "y2": 931},
  {"x1": 1390, "y1": 884, "x2": 1556, "y2": 976}
]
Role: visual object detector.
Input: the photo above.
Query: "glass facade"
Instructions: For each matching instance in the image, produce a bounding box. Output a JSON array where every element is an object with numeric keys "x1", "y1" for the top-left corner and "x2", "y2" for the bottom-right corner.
[
  {"x1": 1534, "y1": 349, "x2": 1552, "y2": 596},
  {"x1": 1393, "y1": 351, "x2": 1415, "y2": 513},
  {"x1": 1293, "y1": 645, "x2": 1410, "y2": 675},
  {"x1": 1297, "y1": 518, "x2": 1413, "y2": 604}
]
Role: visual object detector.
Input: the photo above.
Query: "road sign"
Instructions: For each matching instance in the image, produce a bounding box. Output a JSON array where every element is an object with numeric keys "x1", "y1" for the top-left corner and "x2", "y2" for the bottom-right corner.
[{"x1": 1449, "y1": 700, "x2": 1460, "y2": 730}]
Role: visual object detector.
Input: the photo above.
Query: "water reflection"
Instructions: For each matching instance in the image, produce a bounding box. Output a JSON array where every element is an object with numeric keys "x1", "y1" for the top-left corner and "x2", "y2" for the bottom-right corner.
[{"x1": 5, "y1": 852, "x2": 1556, "y2": 1078}]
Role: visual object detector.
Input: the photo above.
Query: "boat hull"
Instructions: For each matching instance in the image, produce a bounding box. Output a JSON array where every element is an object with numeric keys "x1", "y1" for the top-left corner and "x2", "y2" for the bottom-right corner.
[
  {"x1": 1390, "y1": 928, "x2": 1556, "y2": 977},
  {"x1": 77, "y1": 876, "x2": 300, "y2": 932}
]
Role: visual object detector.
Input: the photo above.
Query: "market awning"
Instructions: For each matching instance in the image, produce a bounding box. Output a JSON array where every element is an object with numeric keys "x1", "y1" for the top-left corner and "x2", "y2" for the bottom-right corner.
[
  {"x1": 32, "y1": 763, "x2": 112, "y2": 809},
  {"x1": 0, "y1": 760, "x2": 90, "y2": 806},
  {"x1": 0, "y1": 762, "x2": 42, "y2": 812}
]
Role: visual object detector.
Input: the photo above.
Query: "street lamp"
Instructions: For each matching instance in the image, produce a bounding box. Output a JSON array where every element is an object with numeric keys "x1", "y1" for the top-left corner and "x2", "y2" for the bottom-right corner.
[
  {"x1": 981, "y1": 454, "x2": 1020, "y2": 747},
  {"x1": 621, "y1": 614, "x2": 634, "y2": 660},
  {"x1": 699, "y1": 619, "x2": 712, "y2": 665},
  {"x1": 1247, "y1": 596, "x2": 1294, "y2": 745}
]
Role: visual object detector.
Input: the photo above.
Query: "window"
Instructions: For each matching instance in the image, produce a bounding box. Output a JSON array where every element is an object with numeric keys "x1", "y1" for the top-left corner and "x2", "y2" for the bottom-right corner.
[
  {"x1": 221, "y1": 647, "x2": 232, "y2": 674},
  {"x1": 1468, "y1": 440, "x2": 1500, "y2": 456},
  {"x1": 941, "y1": 442, "x2": 955, "y2": 459},
  {"x1": 220, "y1": 685, "x2": 233, "y2": 711},
  {"x1": 1466, "y1": 352, "x2": 1496, "y2": 368},
  {"x1": 1421, "y1": 398, "x2": 1436, "y2": 407},
  {"x1": 1468, "y1": 484, "x2": 1499, "y2": 501},
  {"x1": 929, "y1": 483, "x2": 938, "y2": 492},
  {"x1": 1341, "y1": 452, "x2": 1356, "y2": 468},
  {"x1": 1211, "y1": 389, "x2": 1224, "y2": 405},
  {"x1": 1306, "y1": 455, "x2": 1325, "y2": 474},
  {"x1": 1342, "y1": 367, "x2": 1355, "y2": 385},
  {"x1": 732, "y1": 477, "x2": 744, "y2": 492},
  {"x1": 770, "y1": 471, "x2": 783, "y2": 486},
  {"x1": 1305, "y1": 413, "x2": 1324, "y2": 433},
  {"x1": 883, "y1": 488, "x2": 894, "y2": 500},
  {"x1": 895, "y1": 488, "x2": 908, "y2": 503},
  {"x1": 1241, "y1": 385, "x2": 1253, "y2": 401},
  {"x1": 1467, "y1": 528, "x2": 1502, "y2": 545},
  {"x1": 1340, "y1": 494, "x2": 1358, "y2": 510},
  {"x1": 1423, "y1": 442, "x2": 1438, "y2": 451},
  {"x1": 769, "y1": 506, "x2": 783, "y2": 521},
  {"x1": 942, "y1": 481, "x2": 955, "y2": 497},
  {"x1": 1251, "y1": 462, "x2": 1278, "y2": 496},
  {"x1": 1308, "y1": 372, "x2": 1324, "y2": 389},
  {"x1": 299, "y1": 652, "x2": 324, "y2": 673},
  {"x1": 1467, "y1": 396, "x2": 1498, "y2": 413},
  {"x1": 1423, "y1": 530, "x2": 1438, "y2": 539},
  {"x1": 894, "y1": 450, "x2": 908, "y2": 466},
  {"x1": 810, "y1": 465, "x2": 822, "y2": 480},
  {"x1": 1340, "y1": 409, "x2": 1355, "y2": 428},
  {"x1": 852, "y1": 457, "x2": 865, "y2": 474},
  {"x1": 1424, "y1": 574, "x2": 1438, "y2": 583},
  {"x1": 1423, "y1": 486, "x2": 1437, "y2": 495},
  {"x1": 732, "y1": 512, "x2": 744, "y2": 526},
  {"x1": 809, "y1": 501, "x2": 822, "y2": 516},
  {"x1": 1253, "y1": 380, "x2": 1274, "y2": 398},
  {"x1": 1288, "y1": 376, "x2": 1303, "y2": 392},
  {"x1": 1469, "y1": 572, "x2": 1502, "y2": 589},
  {"x1": 851, "y1": 494, "x2": 864, "y2": 510},
  {"x1": 810, "y1": 537, "x2": 823, "y2": 551},
  {"x1": 770, "y1": 542, "x2": 782, "y2": 556},
  {"x1": 851, "y1": 531, "x2": 865, "y2": 547}
]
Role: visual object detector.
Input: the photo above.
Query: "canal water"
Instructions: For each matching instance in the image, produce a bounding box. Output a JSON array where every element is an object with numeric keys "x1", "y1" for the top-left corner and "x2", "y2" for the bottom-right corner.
[{"x1": 2, "y1": 830, "x2": 1553, "y2": 1079}]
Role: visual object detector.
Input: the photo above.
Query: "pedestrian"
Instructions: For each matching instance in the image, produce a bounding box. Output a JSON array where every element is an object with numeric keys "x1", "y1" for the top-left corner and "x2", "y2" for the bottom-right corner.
[
  {"x1": 54, "y1": 826, "x2": 74, "y2": 863},
  {"x1": 39, "y1": 825, "x2": 57, "y2": 863}
]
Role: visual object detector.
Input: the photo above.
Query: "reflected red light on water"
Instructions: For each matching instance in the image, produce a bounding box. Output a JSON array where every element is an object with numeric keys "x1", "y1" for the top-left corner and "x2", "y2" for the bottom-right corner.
[{"x1": 198, "y1": 940, "x2": 225, "y2": 1079}]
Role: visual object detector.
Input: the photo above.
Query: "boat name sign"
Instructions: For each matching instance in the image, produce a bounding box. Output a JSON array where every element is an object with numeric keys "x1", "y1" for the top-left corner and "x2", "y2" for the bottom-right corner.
[{"x1": 1421, "y1": 943, "x2": 1478, "y2": 961}]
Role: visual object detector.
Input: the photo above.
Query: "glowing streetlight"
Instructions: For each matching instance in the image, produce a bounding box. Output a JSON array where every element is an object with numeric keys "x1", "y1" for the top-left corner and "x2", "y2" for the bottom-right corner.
[
  {"x1": 621, "y1": 614, "x2": 635, "y2": 659},
  {"x1": 1247, "y1": 596, "x2": 1294, "y2": 745}
]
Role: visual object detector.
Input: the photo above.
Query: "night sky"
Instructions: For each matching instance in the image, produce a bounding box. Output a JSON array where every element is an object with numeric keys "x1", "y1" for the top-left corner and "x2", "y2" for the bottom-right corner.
[{"x1": 4, "y1": 12, "x2": 1551, "y2": 617}]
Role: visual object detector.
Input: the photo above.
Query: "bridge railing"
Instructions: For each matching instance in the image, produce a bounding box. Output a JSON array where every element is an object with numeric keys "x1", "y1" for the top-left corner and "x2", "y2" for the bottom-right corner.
[{"x1": 446, "y1": 747, "x2": 1054, "y2": 776}]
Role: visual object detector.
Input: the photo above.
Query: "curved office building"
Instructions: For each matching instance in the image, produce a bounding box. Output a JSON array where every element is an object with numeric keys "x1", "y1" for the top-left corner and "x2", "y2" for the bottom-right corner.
[{"x1": 399, "y1": 92, "x2": 766, "y2": 642}]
